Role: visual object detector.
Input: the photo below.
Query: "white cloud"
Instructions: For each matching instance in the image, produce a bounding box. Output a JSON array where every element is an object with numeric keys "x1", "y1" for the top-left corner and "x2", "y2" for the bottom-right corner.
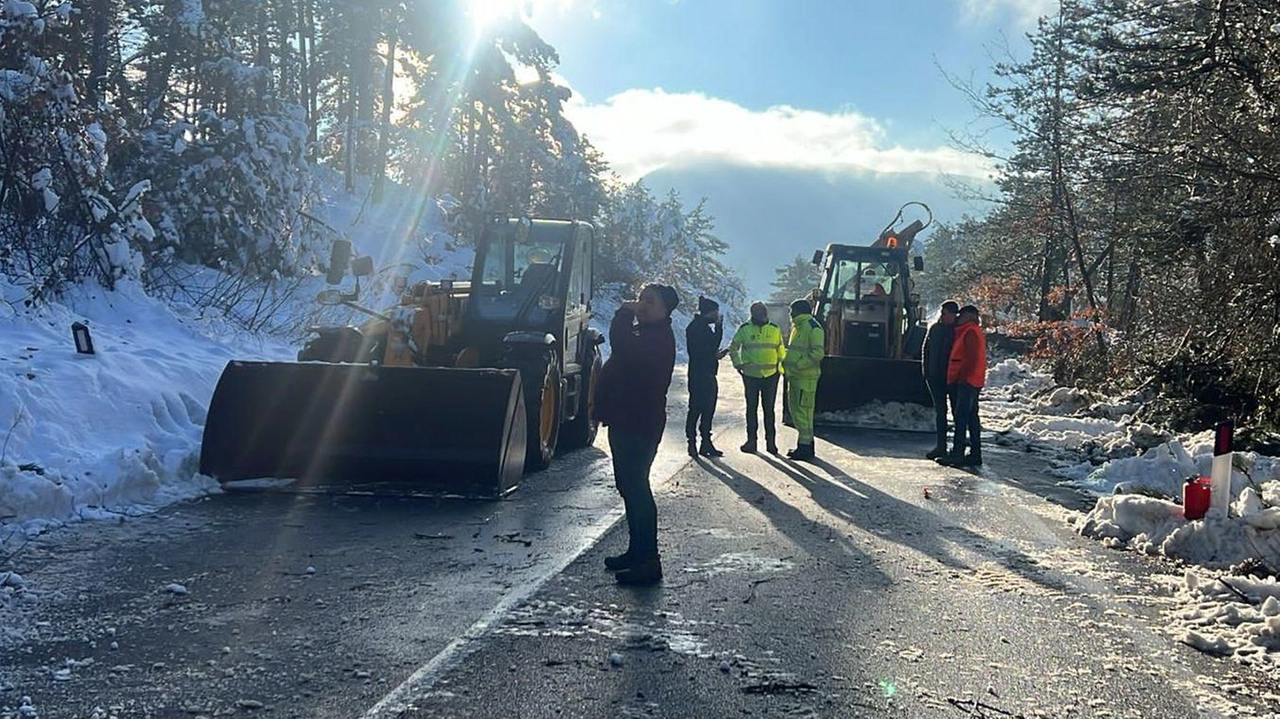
[
  {"x1": 959, "y1": 0, "x2": 1058, "y2": 27},
  {"x1": 563, "y1": 88, "x2": 992, "y2": 182}
]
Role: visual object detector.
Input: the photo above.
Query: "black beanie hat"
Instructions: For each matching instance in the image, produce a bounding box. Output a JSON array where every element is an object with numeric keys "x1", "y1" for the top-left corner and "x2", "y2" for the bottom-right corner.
[
  {"x1": 790, "y1": 298, "x2": 812, "y2": 316},
  {"x1": 698, "y1": 296, "x2": 719, "y2": 315}
]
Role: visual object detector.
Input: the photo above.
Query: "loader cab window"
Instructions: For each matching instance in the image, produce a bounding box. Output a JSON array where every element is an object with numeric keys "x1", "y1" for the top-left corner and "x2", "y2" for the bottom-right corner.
[
  {"x1": 474, "y1": 221, "x2": 567, "y2": 322},
  {"x1": 566, "y1": 227, "x2": 591, "y2": 310},
  {"x1": 833, "y1": 260, "x2": 896, "y2": 301}
]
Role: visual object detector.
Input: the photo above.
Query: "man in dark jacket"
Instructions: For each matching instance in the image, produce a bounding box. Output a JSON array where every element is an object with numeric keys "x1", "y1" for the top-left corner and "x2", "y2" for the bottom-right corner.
[
  {"x1": 921, "y1": 300, "x2": 959, "y2": 459},
  {"x1": 593, "y1": 283, "x2": 679, "y2": 585},
  {"x1": 686, "y1": 296, "x2": 727, "y2": 458}
]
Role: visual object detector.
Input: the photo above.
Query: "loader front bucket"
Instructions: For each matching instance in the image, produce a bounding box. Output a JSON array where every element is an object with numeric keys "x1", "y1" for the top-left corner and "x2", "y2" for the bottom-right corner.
[
  {"x1": 199, "y1": 361, "x2": 527, "y2": 497},
  {"x1": 814, "y1": 356, "x2": 932, "y2": 414}
]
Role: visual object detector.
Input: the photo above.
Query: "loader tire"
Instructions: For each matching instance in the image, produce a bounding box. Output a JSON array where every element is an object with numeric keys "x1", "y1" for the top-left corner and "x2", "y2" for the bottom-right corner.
[
  {"x1": 516, "y1": 349, "x2": 562, "y2": 472},
  {"x1": 560, "y1": 344, "x2": 601, "y2": 449}
]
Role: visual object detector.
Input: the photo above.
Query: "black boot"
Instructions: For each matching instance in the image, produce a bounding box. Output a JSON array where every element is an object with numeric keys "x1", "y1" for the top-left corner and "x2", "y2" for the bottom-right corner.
[
  {"x1": 740, "y1": 439, "x2": 757, "y2": 454},
  {"x1": 604, "y1": 551, "x2": 637, "y2": 572},
  {"x1": 787, "y1": 442, "x2": 815, "y2": 461},
  {"x1": 615, "y1": 555, "x2": 663, "y2": 586},
  {"x1": 936, "y1": 450, "x2": 965, "y2": 466},
  {"x1": 925, "y1": 446, "x2": 946, "y2": 460},
  {"x1": 699, "y1": 438, "x2": 724, "y2": 457},
  {"x1": 687, "y1": 439, "x2": 698, "y2": 458}
]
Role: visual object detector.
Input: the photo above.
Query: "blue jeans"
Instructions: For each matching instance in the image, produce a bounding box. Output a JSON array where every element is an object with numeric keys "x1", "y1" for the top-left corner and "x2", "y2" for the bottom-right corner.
[
  {"x1": 609, "y1": 429, "x2": 662, "y2": 558},
  {"x1": 926, "y1": 377, "x2": 952, "y2": 451},
  {"x1": 950, "y1": 383, "x2": 982, "y2": 457}
]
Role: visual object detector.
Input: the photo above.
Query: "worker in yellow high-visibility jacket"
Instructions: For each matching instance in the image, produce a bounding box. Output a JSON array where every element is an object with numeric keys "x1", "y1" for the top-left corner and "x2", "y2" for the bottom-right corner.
[
  {"x1": 728, "y1": 301, "x2": 785, "y2": 454},
  {"x1": 781, "y1": 298, "x2": 824, "y2": 461}
]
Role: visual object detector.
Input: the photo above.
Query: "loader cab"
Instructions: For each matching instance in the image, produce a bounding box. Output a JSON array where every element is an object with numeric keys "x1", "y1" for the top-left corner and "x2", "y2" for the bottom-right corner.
[
  {"x1": 467, "y1": 217, "x2": 601, "y2": 471},
  {"x1": 468, "y1": 218, "x2": 592, "y2": 357},
  {"x1": 815, "y1": 244, "x2": 923, "y2": 361}
]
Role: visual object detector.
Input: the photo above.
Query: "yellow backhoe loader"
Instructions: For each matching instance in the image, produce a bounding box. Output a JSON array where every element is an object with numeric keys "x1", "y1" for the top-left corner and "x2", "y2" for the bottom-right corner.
[
  {"x1": 805, "y1": 202, "x2": 934, "y2": 416},
  {"x1": 199, "y1": 217, "x2": 602, "y2": 496}
]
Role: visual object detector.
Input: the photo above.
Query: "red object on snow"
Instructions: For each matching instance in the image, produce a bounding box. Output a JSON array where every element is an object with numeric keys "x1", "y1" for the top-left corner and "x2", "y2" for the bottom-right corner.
[{"x1": 1183, "y1": 477, "x2": 1212, "y2": 520}]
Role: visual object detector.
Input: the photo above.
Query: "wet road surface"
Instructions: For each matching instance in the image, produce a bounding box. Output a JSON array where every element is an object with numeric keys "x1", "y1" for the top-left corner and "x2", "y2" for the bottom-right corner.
[{"x1": 2, "y1": 369, "x2": 1278, "y2": 718}]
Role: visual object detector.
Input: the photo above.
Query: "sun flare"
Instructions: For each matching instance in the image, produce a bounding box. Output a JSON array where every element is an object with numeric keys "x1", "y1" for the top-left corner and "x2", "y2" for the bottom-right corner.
[{"x1": 466, "y1": 0, "x2": 520, "y2": 36}]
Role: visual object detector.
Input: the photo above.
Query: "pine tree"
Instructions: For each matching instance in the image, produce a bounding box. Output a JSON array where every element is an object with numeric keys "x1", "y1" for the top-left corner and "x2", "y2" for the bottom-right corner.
[{"x1": 767, "y1": 256, "x2": 822, "y2": 305}]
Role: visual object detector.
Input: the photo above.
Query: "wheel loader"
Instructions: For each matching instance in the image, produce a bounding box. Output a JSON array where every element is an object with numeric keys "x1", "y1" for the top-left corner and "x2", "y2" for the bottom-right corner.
[
  {"x1": 198, "y1": 217, "x2": 603, "y2": 497},
  {"x1": 795, "y1": 203, "x2": 934, "y2": 418}
]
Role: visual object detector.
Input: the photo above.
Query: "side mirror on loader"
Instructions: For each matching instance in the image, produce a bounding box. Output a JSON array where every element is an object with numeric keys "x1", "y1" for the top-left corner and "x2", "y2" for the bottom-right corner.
[
  {"x1": 913, "y1": 256, "x2": 925, "y2": 272},
  {"x1": 326, "y1": 240, "x2": 352, "y2": 284},
  {"x1": 351, "y1": 255, "x2": 375, "y2": 278},
  {"x1": 811, "y1": 250, "x2": 824, "y2": 266}
]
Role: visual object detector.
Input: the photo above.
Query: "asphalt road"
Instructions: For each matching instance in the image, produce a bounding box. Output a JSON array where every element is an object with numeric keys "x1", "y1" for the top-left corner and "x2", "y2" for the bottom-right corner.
[{"x1": 2, "y1": 369, "x2": 1278, "y2": 718}]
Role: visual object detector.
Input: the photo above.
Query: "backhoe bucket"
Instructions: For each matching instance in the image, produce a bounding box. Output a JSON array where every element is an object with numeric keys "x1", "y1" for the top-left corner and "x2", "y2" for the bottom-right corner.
[
  {"x1": 814, "y1": 356, "x2": 932, "y2": 414},
  {"x1": 199, "y1": 361, "x2": 527, "y2": 496}
]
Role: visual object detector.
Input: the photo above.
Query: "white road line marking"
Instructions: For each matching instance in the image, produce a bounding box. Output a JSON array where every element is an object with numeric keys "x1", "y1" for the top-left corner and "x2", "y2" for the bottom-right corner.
[{"x1": 362, "y1": 446, "x2": 693, "y2": 717}]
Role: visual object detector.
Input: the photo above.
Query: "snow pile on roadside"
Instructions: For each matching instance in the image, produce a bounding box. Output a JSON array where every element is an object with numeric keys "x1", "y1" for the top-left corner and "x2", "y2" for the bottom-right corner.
[
  {"x1": 1078, "y1": 491, "x2": 1280, "y2": 569},
  {"x1": 985, "y1": 357, "x2": 1280, "y2": 565},
  {"x1": 984, "y1": 360, "x2": 1169, "y2": 464},
  {"x1": 985, "y1": 358, "x2": 1055, "y2": 397},
  {"x1": 1072, "y1": 431, "x2": 1280, "y2": 574},
  {"x1": 817, "y1": 400, "x2": 934, "y2": 432},
  {"x1": 0, "y1": 179, "x2": 467, "y2": 542},
  {"x1": 1168, "y1": 570, "x2": 1280, "y2": 668},
  {"x1": 0, "y1": 280, "x2": 279, "y2": 538},
  {"x1": 1073, "y1": 435, "x2": 1280, "y2": 500}
]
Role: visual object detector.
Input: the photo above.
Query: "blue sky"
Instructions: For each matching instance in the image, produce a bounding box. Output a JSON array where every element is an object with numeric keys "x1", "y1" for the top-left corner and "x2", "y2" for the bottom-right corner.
[
  {"x1": 521, "y1": 0, "x2": 1052, "y2": 178},
  {"x1": 504, "y1": 0, "x2": 1057, "y2": 295}
]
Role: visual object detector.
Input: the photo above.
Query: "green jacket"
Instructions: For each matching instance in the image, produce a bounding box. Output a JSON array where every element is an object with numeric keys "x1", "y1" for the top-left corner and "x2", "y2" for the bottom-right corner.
[
  {"x1": 782, "y1": 313, "x2": 824, "y2": 381},
  {"x1": 729, "y1": 321, "x2": 785, "y2": 378}
]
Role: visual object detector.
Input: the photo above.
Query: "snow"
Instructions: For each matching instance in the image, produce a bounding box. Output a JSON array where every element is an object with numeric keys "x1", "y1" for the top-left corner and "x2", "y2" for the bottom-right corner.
[
  {"x1": 816, "y1": 400, "x2": 934, "y2": 432},
  {"x1": 0, "y1": 174, "x2": 475, "y2": 544},
  {"x1": 3, "y1": 1, "x2": 38, "y2": 19},
  {"x1": 981, "y1": 359, "x2": 1280, "y2": 665}
]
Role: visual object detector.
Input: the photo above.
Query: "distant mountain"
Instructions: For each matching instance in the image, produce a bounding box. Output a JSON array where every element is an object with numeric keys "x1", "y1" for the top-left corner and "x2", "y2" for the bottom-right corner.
[{"x1": 642, "y1": 161, "x2": 980, "y2": 299}]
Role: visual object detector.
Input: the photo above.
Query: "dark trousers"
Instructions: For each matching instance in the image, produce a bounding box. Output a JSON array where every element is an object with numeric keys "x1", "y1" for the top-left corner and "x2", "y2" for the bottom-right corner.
[
  {"x1": 926, "y1": 377, "x2": 951, "y2": 451},
  {"x1": 609, "y1": 428, "x2": 662, "y2": 558},
  {"x1": 950, "y1": 383, "x2": 982, "y2": 457},
  {"x1": 685, "y1": 374, "x2": 718, "y2": 441},
  {"x1": 742, "y1": 373, "x2": 780, "y2": 444}
]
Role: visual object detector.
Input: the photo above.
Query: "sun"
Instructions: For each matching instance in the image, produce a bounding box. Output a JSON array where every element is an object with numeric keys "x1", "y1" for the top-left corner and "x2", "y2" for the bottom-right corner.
[{"x1": 466, "y1": 0, "x2": 521, "y2": 36}]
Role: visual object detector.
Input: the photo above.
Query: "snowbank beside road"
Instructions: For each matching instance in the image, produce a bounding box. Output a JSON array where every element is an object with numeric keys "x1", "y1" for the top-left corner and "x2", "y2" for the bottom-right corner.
[
  {"x1": 0, "y1": 280, "x2": 287, "y2": 537},
  {"x1": 986, "y1": 359, "x2": 1280, "y2": 664},
  {"x1": 0, "y1": 178, "x2": 470, "y2": 542}
]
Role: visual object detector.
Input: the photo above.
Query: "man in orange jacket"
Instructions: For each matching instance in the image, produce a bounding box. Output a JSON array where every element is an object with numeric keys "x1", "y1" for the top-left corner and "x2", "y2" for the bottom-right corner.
[{"x1": 939, "y1": 304, "x2": 987, "y2": 467}]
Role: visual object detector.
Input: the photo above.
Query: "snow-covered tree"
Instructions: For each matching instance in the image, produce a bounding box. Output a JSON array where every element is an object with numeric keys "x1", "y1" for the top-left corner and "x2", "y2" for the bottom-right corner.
[
  {"x1": 768, "y1": 256, "x2": 822, "y2": 305},
  {"x1": 0, "y1": 1, "x2": 151, "y2": 302}
]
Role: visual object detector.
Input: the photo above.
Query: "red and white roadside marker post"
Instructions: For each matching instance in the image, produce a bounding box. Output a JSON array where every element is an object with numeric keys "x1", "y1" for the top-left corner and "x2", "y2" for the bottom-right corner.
[{"x1": 1207, "y1": 420, "x2": 1234, "y2": 520}]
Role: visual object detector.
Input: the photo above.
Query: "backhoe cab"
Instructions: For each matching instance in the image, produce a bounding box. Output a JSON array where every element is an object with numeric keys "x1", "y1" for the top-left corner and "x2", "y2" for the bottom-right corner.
[{"x1": 807, "y1": 202, "x2": 933, "y2": 413}]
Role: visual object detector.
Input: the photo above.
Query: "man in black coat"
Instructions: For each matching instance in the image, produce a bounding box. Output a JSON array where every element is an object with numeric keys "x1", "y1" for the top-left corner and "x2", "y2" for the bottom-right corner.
[
  {"x1": 921, "y1": 300, "x2": 959, "y2": 459},
  {"x1": 685, "y1": 296, "x2": 727, "y2": 457}
]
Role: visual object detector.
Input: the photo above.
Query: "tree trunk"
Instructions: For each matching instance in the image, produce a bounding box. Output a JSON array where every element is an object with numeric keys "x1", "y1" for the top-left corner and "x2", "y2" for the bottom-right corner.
[{"x1": 372, "y1": 17, "x2": 399, "y2": 204}]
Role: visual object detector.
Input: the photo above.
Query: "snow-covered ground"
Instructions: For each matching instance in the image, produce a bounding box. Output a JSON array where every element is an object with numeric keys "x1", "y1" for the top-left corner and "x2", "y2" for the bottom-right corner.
[
  {"x1": 983, "y1": 358, "x2": 1280, "y2": 666},
  {"x1": 0, "y1": 176, "x2": 451, "y2": 534}
]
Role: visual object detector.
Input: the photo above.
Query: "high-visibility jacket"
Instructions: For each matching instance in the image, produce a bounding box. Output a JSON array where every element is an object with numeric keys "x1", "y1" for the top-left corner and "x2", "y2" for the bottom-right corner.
[
  {"x1": 782, "y1": 313, "x2": 824, "y2": 381},
  {"x1": 729, "y1": 321, "x2": 785, "y2": 378},
  {"x1": 947, "y1": 321, "x2": 987, "y2": 388}
]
